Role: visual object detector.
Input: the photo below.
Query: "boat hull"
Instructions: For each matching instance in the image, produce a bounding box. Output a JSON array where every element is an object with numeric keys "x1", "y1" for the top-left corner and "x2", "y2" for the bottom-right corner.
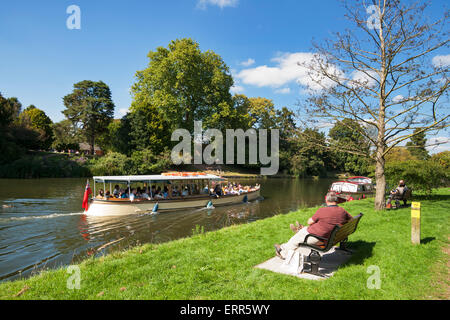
[{"x1": 85, "y1": 190, "x2": 260, "y2": 216}]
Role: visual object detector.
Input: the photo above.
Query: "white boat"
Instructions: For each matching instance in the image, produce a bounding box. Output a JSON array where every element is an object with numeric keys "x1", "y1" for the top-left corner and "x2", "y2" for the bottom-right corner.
[
  {"x1": 84, "y1": 173, "x2": 261, "y2": 216},
  {"x1": 329, "y1": 176, "x2": 374, "y2": 203}
]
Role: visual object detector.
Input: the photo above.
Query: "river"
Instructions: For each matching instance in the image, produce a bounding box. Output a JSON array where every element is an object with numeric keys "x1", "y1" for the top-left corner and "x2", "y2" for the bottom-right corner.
[{"x1": 0, "y1": 177, "x2": 334, "y2": 282}]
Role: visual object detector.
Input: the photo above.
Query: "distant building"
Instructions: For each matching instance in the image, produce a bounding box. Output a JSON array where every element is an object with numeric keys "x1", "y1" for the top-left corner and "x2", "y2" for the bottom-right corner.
[{"x1": 78, "y1": 142, "x2": 104, "y2": 156}]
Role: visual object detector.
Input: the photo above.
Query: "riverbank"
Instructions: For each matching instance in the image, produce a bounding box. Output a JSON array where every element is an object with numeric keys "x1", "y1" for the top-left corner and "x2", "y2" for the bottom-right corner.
[{"x1": 1, "y1": 188, "x2": 448, "y2": 300}]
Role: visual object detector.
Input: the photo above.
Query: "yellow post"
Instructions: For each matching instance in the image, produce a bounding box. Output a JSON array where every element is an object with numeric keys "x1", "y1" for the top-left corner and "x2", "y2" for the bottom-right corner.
[{"x1": 411, "y1": 202, "x2": 421, "y2": 245}]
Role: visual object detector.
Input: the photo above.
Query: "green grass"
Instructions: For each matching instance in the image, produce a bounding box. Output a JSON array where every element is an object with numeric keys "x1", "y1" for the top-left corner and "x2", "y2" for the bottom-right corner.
[{"x1": 1, "y1": 188, "x2": 449, "y2": 300}]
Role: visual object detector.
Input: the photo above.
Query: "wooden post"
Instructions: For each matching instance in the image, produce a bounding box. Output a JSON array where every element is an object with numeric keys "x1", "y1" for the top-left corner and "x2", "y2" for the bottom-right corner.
[{"x1": 411, "y1": 202, "x2": 421, "y2": 245}]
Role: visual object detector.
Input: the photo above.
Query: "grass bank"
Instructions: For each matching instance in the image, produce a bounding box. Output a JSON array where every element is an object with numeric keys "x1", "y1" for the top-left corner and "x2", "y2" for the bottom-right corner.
[{"x1": 1, "y1": 189, "x2": 449, "y2": 300}]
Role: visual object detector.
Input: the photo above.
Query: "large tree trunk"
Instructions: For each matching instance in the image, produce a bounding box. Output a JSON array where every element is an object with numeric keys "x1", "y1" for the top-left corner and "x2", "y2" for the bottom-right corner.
[{"x1": 374, "y1": 151, "x2": 386, "y2": 211}]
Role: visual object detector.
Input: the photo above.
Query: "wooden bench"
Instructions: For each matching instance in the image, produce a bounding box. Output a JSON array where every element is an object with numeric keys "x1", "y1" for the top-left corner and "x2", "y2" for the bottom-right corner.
[
  {"x1": 391, "y1": 188, "x2": 412, "y2": 208},
  {"x1": 298, "y1": 213, "x2": 364, "y2": 277}
]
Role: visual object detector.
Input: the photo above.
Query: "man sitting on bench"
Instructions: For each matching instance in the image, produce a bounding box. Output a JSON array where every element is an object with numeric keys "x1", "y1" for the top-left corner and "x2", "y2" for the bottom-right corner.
[
  {"x1": 386, "y1": 179, "x2": 409, "y2": 209},
  {"x1": 274, "y1": 191, "x2": 353, "y2": 260}
]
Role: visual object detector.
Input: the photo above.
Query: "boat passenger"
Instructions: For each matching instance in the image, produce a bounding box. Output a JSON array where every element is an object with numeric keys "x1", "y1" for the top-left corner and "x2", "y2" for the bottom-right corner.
[
  {"x1": 98, "y1": 189, "x2": 104, "y2": 199},
  {"x1": 182, "y1": 186, "x2": 189, "y2": 197},
  {"x1": 113, "y1": 185, "x2": 120, "y2": 198},
  {"x1": 120, "y1": 190, "x2": 128, "y2": 199},
  {"x1": 163, "y1": 186, "x2": 169, "y2": 199},
  {"x1": 214, "y1": 184, "x2": 222, "y2": 196},
  {"x1": 129, "y1": 189, "x2": 137, "y2": 202}
]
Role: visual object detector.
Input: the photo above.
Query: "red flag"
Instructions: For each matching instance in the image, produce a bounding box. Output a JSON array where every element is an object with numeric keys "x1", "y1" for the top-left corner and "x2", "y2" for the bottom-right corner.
[{"x1": 82, "y1": 180, "x2": 92, "y2": 212}]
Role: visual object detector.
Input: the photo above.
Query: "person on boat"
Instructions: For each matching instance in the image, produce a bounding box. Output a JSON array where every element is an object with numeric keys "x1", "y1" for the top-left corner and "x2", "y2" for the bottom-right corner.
[
  {"x1": 129, "y1": 189, "x2": 137, "y2": 202},
  {"x1": 386, "y1": 180, "x2": 409, "y2": 209},
  {"x1": 213, "y1": 184, "x2": 222, "y2": 196},
  {"x1": 120, "y1": 189, "x2": 128, "y2": 199},
  {"x1": 97, "y1": 189, "x2": 104, "y2": 199},
  {"x1": 274, "y1": 191, "x2": 353, "y2": 260},
  {"x1": 141, "y1": 189, "x2": 151, "y2": 200},
  {"x1": 113, "y1": 185, "x2": 120, "y2": 198}
]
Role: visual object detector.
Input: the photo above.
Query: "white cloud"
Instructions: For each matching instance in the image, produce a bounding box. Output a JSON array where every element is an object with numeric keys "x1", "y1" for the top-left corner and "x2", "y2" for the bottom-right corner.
[
  {"x1": 236, "y1": 52, "x2": 341, "y2": 92},
  {"x1": 118, "y1": 108, "x2": 129, "y2": 116},
  {"x1": 197, "y1": 0, "x2": 239, "y2": 9},
  {"x1": 427, "y1": 136, "x2": 450, "y2": 154},
  {"x1": 230, "y1": 85, "x2": 244, "y2": 94},
  {"x1": 392, "y1": 95, "x2": 405, "y2": 103},
  {"x1": 349, "y1": 70, "x2": 378, "y2": 88},
  {"x1": 240, "y1": 58, "x2": 255, "y2": 67},
  {"x1": 275, "y1": 87, "x2": 291, "y2": 94},
  {"x1": 432, "y1": 54, "x2": 450, "y2": 67}
]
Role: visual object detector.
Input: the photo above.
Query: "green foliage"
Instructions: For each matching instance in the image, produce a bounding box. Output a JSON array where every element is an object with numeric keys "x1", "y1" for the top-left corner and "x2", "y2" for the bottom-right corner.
[
  {"x1": 127, "y1": 103, "x2": 170, "y2": 155},
  {"x1": 385, "y1": 147, "x2": 417, "y2": 163},
  {"x1": 129, "y1": 148, "x2": 172, "y2": 175},
  {"x1": 131, "y1": 38, "x2": 234, "y2": 133},
  {"x1": 87, "y1": 152, "x2": 132, "y2": 176},
  {"x1": 430, "y1": 151, "x2": 450, "y2": 170},
  {"x1": 0, "y1": 153, "x2": 90, "y2": 178},
  {"x1": 384, "y1": 160, "x2": 449, "y2": 194},
  {"x1": 51, "y1": 120, "x2": 80, "y2": 151},
  {"x1": 329, "y1": 119, "x2": 371, "y2": 175},
  {"x1": 0, "y1": 93, "x2": 21, "y2": 127},
  {"x1": 87, "y1": 149, "x2": 172, "y2": 176},
  {"x1": 18, "y1": 105, "x2": 54, "y2": 150},
  {"x1": 63, "y1": 80, "x2": 115, "y2": 155},
  {"x1": 406, "y1": 129, "x2": 430, "y2": 160},
  {"x1": 289, "y1": 128, "x2": 331, "y2": 177}
]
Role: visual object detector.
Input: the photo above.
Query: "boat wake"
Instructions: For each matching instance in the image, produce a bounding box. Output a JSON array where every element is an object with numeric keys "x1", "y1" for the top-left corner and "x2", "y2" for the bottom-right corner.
[{"x1": 0, "y1": 212, "x2": 85, "y2": 222}]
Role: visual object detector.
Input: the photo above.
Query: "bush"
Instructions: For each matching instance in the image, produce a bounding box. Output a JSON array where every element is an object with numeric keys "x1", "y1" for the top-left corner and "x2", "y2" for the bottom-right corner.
[
  {"x1": 129, "y1": 148, "x2": 171, "y2": 175},
  {"x1": 0, "y1": 153, "x2": 91, "y2": 178},
  {"x1": 87, "y1": 152, "x2": 132, "y2": 176},
  {"x1": 384, "y1": 159, "x2": 449, "y2": 194}
]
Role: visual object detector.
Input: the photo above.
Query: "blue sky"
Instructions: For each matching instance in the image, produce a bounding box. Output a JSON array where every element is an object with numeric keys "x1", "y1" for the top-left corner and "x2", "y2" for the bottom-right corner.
[{"x1": 0, "y1": 0, "x2": 448, "y2": 152}]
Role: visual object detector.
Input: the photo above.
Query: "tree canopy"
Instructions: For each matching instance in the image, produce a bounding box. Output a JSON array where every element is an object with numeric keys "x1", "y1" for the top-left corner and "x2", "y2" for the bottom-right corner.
[{"x1": 63, "y1": 80, "x2": 115, "y2": 155}]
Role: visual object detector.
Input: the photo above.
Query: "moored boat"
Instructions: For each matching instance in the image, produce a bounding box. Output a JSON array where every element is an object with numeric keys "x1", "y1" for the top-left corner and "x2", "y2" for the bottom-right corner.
[
  {"x1": 83, "y1": 173, "x2": 261, "y2": 216},
  {"x1": 329, "y1": 176, "x2": 374, "y2": 203}
]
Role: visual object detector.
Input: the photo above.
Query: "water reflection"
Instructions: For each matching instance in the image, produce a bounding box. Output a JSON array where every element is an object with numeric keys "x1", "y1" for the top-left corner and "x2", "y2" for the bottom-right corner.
[{"x1": 0, "y1": 177, "x2": 333, "y2": 282}]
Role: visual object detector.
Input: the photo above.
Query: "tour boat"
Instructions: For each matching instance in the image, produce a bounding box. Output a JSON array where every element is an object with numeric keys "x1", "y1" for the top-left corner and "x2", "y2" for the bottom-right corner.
[
  {"x1": 83, "y1": 172, "x2": 261, "y2": 216},
  {"x1": 329, "y1": 176, "x2": 374, "y2": 203}
]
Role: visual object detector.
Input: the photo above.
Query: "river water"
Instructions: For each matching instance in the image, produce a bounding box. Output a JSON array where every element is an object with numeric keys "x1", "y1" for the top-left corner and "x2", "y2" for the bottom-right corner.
[{"x1": 0, "y1": 177, "x2": 334, "y2": 282}]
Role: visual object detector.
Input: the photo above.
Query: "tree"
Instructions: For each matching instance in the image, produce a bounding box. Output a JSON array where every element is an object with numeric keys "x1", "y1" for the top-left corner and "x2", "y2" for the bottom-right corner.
[
  {"x1": 52, "y1": 120, "x2": 80, "y2": 152},
  {"x1": 62, "y1": 80, "x2": 115, "y2": 155},
  {"x1": 298, "y1": 0, "x2": 449, "y2": 210},
  {"x1": 406, "y1": 128, "x2": 430, "y2": 160},
  {"x1": 19, "y1": 105, "x2": 54, "y2": 150},
  {"x1": 131, "y1": 38, "x2": 234, "y2": 133},
  {"x1": 0, "y1": 93, "x2": 21, "y2": 127},
  {"x1": 384, "y1": 147, "x2": 417, "y2": 163},
  {"x1": 329, "y1": 119, "x2": 371, "y2": 174},
  {"x1": 290, "y1": 128, "x2": 331, "y2": 177}
]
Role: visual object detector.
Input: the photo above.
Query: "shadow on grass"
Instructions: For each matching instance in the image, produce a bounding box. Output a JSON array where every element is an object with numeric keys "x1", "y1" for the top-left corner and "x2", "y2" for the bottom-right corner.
[
  {"x1": 345, "y1": 240, "x2": 376, "y2": 266},
  {"x1": 421, "y1": 237, "x2": 436, "y2": 245},
  {"x1": 411, "y1": 194, "x2": 450, "y2": 202}
]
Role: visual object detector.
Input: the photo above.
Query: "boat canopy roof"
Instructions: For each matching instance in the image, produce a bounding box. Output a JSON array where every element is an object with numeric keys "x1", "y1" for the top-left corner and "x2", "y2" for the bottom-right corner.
[{"x1": 93, "y1": 174, "x2": 225, "y2": 184}]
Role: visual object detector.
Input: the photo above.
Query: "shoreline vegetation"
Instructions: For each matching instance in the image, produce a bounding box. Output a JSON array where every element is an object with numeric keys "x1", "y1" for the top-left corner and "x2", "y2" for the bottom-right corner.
[
  {"x1": 0, "y1": 151, "x2": 348, "y2": 180},
  {"x1": 0, "y1": 188, "x2": 448, "y2": 300}
]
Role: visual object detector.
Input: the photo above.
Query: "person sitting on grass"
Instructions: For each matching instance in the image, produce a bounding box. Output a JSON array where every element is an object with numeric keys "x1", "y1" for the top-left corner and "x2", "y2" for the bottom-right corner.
[
  {"x1": 386, "y1": 180, "x2": 409, "y2": 209},
  {"x1": 274, "y1": 191, "x2": 353, "y2": 260}
]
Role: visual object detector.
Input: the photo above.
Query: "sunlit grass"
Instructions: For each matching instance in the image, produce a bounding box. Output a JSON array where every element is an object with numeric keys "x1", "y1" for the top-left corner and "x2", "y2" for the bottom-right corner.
[{"x1": 0, "y1": 188, "x2": 448, "y2": 300}]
